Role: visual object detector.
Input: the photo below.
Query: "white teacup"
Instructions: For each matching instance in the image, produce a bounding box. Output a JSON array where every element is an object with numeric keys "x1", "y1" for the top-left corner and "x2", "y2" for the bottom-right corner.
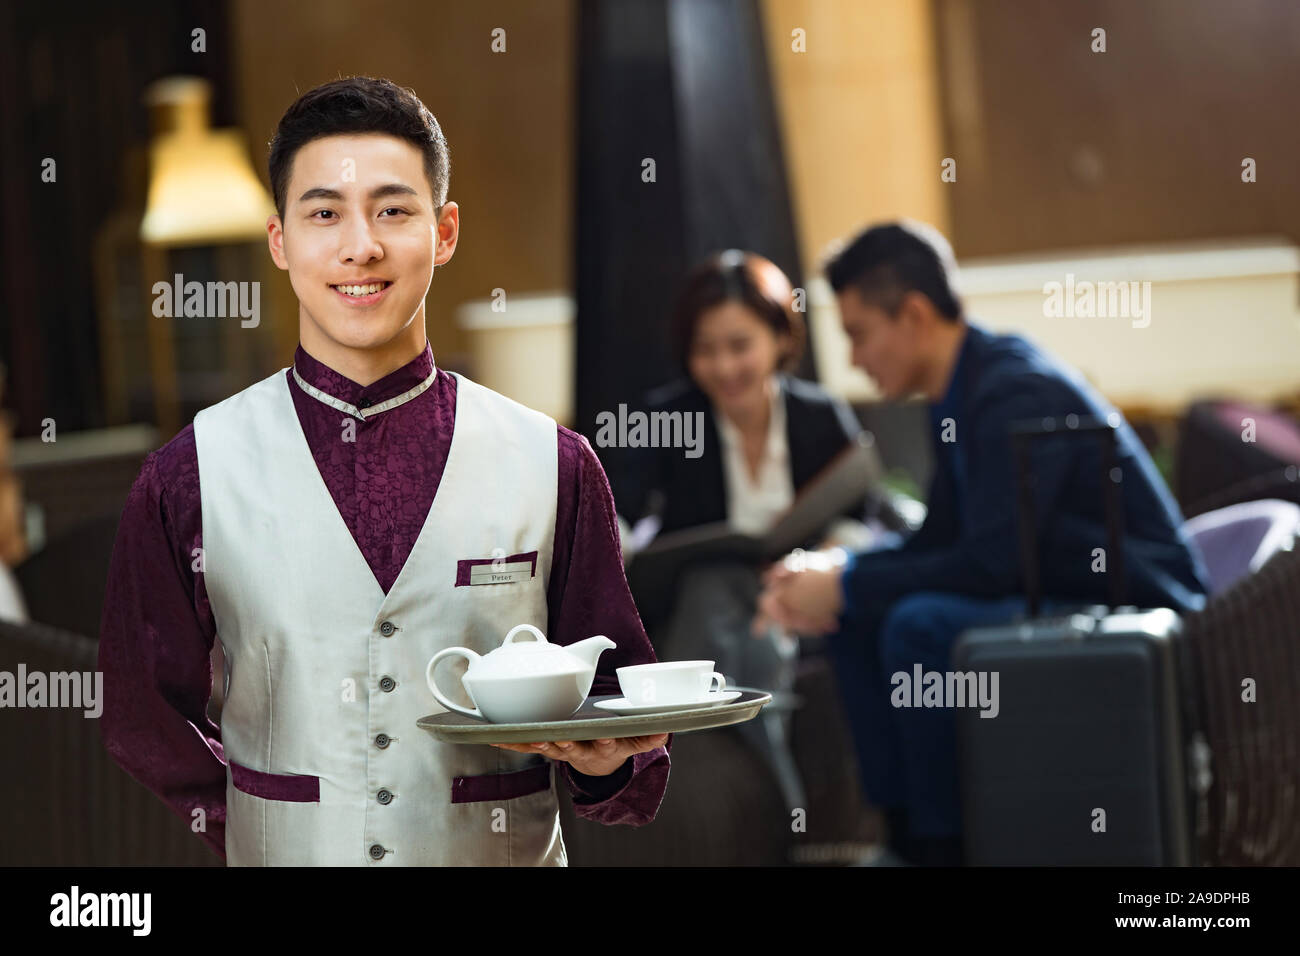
[{"x1": 616, "y1": 661, "x2": 726, "y2": 706}]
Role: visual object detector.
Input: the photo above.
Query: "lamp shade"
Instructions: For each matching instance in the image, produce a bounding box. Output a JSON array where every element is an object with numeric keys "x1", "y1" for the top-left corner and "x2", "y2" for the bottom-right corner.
[{"x1": 139, "y1": 76, "x2": 275, "y2": 247}]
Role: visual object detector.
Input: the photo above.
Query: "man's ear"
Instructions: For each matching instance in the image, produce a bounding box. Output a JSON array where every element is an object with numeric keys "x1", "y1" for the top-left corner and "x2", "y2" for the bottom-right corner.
[
  {"x1": 899, "y1": 290, "x2": 934, "y2": 334},
  {"x1": 433, "y1": 201, "x2": 460, "y2": 268},
  {"x1": 267, "y1": 214, "x2": 288, "y2": 271}
]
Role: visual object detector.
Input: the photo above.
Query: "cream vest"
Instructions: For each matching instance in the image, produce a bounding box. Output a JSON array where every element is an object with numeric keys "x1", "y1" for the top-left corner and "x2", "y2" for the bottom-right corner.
[{"x1": 193, "y1": 366, "x2": 564, "y2": 866}]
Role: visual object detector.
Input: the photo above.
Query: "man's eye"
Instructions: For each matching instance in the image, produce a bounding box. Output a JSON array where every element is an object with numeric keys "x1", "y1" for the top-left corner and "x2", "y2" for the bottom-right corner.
[
  {"x1": 380, "y1": 207, "x2": 409, "y2": 217},
  {"x1": 311, "y1": 209, "x2": 336, "y2": 220}
]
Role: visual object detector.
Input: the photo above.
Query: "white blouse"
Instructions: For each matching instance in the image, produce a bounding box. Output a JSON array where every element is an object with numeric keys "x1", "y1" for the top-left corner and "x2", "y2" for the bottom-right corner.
[{"x1": 714, "y1": 379, "x2": 795, "y2": 536}]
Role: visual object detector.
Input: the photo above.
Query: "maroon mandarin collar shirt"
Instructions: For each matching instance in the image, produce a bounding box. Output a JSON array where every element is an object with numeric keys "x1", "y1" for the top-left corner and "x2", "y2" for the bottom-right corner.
[{"x1": 97, "y1": 341, "x2": 671, "y2": 861}]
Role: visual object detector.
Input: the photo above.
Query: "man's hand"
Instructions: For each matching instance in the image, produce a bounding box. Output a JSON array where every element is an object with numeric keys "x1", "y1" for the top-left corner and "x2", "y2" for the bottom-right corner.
[
  {"x1": 752, "y1": 548, "x2": 848, "y2": 637},
  {"x1": 490, "y1": 733, "x2": 669, "y2": 777}
]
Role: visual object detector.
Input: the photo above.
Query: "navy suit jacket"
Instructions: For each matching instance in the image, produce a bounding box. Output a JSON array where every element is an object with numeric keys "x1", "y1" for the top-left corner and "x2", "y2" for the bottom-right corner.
[
  {"x1": 841, "y1": 321, "x2": 1209, "y2": 619},
  {"x1": 612, "y1": 374, "x2": 866, "y2": 537}
]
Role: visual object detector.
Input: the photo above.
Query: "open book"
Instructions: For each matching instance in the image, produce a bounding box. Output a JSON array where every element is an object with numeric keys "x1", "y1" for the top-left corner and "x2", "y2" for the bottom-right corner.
[{"x1": 625, "y1": 432, "x2": 885, "y2": 611}]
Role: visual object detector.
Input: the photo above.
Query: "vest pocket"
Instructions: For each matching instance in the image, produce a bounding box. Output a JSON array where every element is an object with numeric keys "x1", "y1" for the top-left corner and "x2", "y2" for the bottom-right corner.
[
  {"x1": 451, "y1": 763, "x2": 551, "y2": 803},
  {"x1": 508, "y1": 777, "x2": 566, "y2": 866},
  {"x1": 446, "y1": 764, "x2": 564, "y2": 865},
  {"x1": 230, "y1": 760, "x2": 321, "y2": 802}
]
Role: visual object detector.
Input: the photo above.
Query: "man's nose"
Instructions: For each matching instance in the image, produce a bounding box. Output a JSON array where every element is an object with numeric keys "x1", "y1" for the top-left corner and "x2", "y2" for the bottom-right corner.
[{"x1": 339, "y1": 218, "x2": 383, "y2": 263}]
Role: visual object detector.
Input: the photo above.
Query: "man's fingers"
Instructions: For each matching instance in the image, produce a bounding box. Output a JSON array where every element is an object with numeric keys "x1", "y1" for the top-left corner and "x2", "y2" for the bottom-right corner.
[
  {"x1": 762, "y1": 562, "x2": 793, "y2": 587},
  {"x1": 779, "y1": 601, "x2": 837, "y2": 637},
  {"x1": 808, "y1": 615, "x2": 839, "y2": 636},
  {"x1": 491, "y1": 742, "x2": 538, "y2": 753},
  {"x1": 800, "y1": 613, "x2": 839, "y2": 636}
]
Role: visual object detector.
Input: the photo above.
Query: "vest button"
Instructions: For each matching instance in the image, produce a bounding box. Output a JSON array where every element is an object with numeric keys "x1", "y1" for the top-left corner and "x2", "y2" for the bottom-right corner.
[
  {"x1": 379, "y1": 620, "x2": 396, "y2": 637},
  {"x1": 379, "y1": 676, "x2": 396, "y2": 692},
  {"x1": 377, "y1": 789, "x2": 393, "y2": 805},
  {"x1": 368, "y1": 844, "x2": 386, "y2": 860},
  {"x1": 375, "y1": 733, "x2": 391, "y2": 748}
]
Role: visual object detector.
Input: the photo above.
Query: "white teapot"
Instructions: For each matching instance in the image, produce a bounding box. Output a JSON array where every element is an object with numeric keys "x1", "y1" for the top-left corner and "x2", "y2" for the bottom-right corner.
[{"x1": 425, "y1": 624, "x2": 617, "y2": 723}]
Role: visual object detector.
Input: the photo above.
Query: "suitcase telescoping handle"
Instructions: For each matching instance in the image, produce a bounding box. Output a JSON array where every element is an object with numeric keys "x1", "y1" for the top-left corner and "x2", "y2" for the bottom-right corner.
[{"x1": 1010, "y1": 415, "x2": 1126, "y2": 617}]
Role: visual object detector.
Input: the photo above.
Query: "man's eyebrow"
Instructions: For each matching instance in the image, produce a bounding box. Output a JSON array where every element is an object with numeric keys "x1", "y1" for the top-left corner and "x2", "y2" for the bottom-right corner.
[{"x1": 296, "y1": 183, "x2": 421, "y2": 204}]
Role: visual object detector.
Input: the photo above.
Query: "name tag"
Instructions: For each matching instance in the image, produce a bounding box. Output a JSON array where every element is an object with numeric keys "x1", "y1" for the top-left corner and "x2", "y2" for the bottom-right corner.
[
  {"x1": 469, "y1": 562, "x2": 533, "y2": 586},
  {"x1": 455, "y1": 550, "x2": 539, "y2": 588}
]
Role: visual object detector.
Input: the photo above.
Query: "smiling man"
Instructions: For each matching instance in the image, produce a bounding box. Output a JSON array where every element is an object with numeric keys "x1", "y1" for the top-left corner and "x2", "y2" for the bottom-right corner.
[{"x1": 98, "y1": 75, "x2": 670, "y2": 866}]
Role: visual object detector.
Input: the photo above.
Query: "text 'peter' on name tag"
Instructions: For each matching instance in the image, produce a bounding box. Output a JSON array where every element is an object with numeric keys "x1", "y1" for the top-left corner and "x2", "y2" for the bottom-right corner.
[{"x1": 469, "y1": 562, "x2": 533, "y2": 585}]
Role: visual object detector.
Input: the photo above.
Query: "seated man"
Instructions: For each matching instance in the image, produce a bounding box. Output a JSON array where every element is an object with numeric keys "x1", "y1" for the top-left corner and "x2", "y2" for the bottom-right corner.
[{"x1": 755, "y1": 221, "x2": 1209, "y2": 865}]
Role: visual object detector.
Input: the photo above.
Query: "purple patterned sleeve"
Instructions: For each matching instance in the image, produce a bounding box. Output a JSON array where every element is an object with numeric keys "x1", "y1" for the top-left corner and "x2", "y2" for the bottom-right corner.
[
  {"x1": 96, "y1": 427, "x2": 228, "y2": 860},
  {"x1": 547, "y1": 427, "x2": 672, "y2": 824}
]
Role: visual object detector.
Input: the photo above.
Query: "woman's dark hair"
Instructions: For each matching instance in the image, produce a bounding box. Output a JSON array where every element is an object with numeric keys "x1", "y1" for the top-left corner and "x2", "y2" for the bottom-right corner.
[
  {"x1": 669, "y1": 250, "x2": 806, "y2": 372},
  {"x1": 823, "y1": 220, "x2": 963, "y2": 321},
  {"x1": 268, "y1": 76, "x2": 450, "y2": 221}
]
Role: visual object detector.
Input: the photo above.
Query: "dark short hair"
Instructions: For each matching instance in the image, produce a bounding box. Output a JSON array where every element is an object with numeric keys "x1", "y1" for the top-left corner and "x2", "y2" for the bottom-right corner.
[
  {"x1": 669, "y1": 250, "x2": 806, "y2": 372},
  {"x1": 268, "y1": 76, "x2": 450, "y2": 221},
  {"x1": 823, "y1": 221, "x2": 963, "y2": 321}
]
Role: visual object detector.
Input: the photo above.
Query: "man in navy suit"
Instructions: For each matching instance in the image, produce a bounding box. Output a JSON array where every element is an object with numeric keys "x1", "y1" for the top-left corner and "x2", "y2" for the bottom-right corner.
[{"x1": 756, "y1": 221, "x2": 1209, "y2": 865}]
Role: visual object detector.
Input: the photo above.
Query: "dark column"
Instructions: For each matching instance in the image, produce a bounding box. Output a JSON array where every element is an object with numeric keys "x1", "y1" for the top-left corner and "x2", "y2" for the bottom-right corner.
[{"x1": 574, "y1": 0, "x2": 810, "y2": 479}]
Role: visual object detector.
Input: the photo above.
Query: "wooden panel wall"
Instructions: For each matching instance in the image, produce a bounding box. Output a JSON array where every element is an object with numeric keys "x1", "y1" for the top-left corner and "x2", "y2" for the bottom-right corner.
[{"x1": 935, "y1": 0, "x2": 1300, "y2": 257}]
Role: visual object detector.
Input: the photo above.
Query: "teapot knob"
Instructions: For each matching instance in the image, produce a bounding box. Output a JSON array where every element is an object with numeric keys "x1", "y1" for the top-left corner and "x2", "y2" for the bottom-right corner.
[{"x1": 503, "y1": 623, "x2": 547, "y2": 645}]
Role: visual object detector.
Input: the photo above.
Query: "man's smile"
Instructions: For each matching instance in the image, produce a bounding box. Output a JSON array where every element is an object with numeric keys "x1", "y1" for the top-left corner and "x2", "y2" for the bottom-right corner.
[{"x1": 329, "y1": 280, "x2": 394, "y2": 305}]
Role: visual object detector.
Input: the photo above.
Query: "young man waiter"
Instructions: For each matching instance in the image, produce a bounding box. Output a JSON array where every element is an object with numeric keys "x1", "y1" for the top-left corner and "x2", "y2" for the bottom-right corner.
[{"x1": 98, "y1": 76, "x2": 670, "y2": 866}]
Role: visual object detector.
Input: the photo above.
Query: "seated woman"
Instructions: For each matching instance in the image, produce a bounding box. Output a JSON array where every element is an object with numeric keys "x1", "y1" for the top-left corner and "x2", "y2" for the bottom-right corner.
[{"x1": 612, "y1": 249, "x2": 896, "y2": 809}]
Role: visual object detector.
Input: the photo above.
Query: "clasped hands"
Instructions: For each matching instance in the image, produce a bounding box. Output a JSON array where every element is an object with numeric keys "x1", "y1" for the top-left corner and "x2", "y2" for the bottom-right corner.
[{"x1": 751, "y1": 546, "x2": 850, "y2": 638}]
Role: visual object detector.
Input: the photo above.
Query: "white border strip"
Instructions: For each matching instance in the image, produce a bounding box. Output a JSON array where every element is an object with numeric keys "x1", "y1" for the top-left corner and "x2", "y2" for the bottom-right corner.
[{"x1": 291, "y1": 364, "x2": 439, "y2": 421}]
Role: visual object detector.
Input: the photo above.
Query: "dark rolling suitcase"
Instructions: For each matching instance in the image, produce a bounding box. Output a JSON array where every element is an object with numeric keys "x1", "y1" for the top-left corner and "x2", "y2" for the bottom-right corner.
[{"x1": 952, "y1": 416, "x2": 1202, "y2": 866}]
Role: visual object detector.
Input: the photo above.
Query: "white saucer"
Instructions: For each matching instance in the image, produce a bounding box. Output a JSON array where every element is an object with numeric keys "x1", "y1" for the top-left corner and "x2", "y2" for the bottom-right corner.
[{"x1": 593, "y1": 691, "x2": 743, "y2": 715}]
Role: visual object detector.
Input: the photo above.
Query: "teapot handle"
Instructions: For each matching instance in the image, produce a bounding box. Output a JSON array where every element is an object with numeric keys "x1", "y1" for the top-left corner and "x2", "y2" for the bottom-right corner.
[
  {"x1": 426, "y1": 648, "x2": 483, "y2": 718},
  {"x1": 503, "y1": 623, "x2": 547, "y2": 645}
]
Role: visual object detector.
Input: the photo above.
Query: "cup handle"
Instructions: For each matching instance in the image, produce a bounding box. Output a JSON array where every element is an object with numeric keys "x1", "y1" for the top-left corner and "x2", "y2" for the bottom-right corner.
[
  {"x1": 426, "y1": 648, "x2": 483, "y2": 718},
  {"x1": 704, "y1": 672, "x2": 726, "y2": 696}
]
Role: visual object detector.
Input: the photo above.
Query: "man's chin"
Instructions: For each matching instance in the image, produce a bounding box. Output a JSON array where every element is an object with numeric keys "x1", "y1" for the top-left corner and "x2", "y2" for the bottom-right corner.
[{"x1": 305, "y1": 314, "x2": 411, "y2": 352}]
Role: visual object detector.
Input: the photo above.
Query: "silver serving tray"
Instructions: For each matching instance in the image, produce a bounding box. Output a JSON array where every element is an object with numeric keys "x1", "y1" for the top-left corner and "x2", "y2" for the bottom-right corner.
[{"x1": 417, "y1": 691, "x2": 772, "y2": 744}]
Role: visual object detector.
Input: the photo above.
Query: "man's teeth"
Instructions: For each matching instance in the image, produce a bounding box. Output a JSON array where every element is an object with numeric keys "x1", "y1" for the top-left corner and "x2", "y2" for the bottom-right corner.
[{"x1": 335, "y1": 283, "x2": 387, "y2": 296}]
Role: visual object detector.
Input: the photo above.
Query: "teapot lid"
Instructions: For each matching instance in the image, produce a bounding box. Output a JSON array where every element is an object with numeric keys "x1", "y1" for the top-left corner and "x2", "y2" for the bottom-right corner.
[{"x1": 467, "y1": 624, "x2": 588, "y2": 681}]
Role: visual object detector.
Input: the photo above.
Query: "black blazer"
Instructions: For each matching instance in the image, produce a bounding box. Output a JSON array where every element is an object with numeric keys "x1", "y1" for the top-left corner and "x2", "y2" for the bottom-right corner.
[{"x1": 612, "y1": 374, "x2": 866, "y2": 536}]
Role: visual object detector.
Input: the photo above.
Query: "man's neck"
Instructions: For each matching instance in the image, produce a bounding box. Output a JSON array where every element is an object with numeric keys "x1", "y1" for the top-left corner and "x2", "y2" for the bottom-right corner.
[
  {"x1": 298, "y1": 313, "x2": 428, "y2": 387},
  {"x1": 921, "y1": 318, "x2": 969, "y2": 403}
]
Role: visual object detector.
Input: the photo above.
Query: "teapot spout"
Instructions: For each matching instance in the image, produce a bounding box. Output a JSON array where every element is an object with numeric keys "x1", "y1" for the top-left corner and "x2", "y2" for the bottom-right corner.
[{"x1": 568, "y1": 635, "x2": 616, "y2": 671}]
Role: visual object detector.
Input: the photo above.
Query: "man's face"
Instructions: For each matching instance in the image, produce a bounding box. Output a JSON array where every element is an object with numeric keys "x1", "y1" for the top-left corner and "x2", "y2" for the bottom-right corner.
[
  {"x1": 836, "y1": 287, "x2": 923, "y2": 400},
  {"x1": 267, "y1": 133, "x2": 457, "y2": 353}
]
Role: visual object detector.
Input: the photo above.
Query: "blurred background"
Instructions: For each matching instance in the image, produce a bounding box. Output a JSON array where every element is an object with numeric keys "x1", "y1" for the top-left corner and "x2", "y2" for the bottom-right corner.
[{"x1": 0, "y1": 0, "x2": 1297, "y2": 866}]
